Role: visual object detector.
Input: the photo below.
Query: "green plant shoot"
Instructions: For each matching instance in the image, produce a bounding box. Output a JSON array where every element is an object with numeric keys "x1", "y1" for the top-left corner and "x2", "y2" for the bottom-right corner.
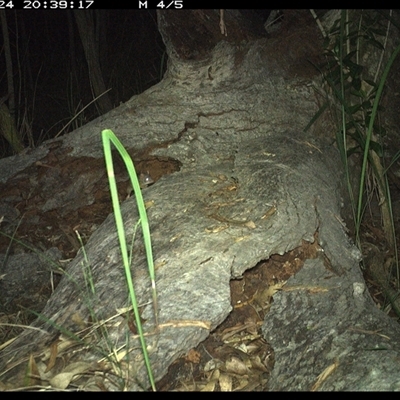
[{"x1": 102, "y1": 128, "x2": 158, "y2": 391}]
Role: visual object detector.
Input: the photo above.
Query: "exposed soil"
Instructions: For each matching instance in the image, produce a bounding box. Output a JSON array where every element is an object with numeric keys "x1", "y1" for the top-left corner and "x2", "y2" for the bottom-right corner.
[{"x1": 156, "y1": 236, "x2": 325, "y2": 391}]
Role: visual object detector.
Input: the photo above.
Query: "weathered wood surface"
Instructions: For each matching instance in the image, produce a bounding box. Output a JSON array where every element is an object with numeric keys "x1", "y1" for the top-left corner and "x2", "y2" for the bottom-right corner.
[{"x1": 1, "y1": 10, "x2": 400, "y2": 390}]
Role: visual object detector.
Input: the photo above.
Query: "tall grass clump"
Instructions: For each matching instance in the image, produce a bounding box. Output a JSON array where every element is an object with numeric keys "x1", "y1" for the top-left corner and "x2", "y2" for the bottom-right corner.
[
  {"x1": 308, "y1": 10, "x2": 400, "y2": 296},
  {"x1": 309, "y1": 11, "x2": 399, "y2": 245}
]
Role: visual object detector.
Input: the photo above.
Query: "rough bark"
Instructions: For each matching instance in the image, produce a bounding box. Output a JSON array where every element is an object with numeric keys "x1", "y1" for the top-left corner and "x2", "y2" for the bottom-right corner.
[{"x1": 1, "y1": 10, "x2": 400, "y2": 391}]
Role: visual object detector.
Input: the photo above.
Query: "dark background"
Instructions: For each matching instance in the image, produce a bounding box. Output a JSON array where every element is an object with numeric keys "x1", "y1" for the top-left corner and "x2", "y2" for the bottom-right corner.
[{"x1": 0, "y1": 9, "x2": 166, "y2": 156}]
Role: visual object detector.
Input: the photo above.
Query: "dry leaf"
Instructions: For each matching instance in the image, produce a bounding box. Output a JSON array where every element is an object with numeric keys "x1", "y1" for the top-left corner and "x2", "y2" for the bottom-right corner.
[
  {"x1": 27, "y1": 355, "x2": 41, "y2": 387},
  {"x1": 236, "y1": 342, "x2": 249, "y2": 354},
  {"x1": 201, "y1": 369, "x2": 220, "y2": 392},
  {"x1": 41, "y1": 337, "x2": 76, "y2": 362},
  {"x1": 225, "y1": 357, "x2": 249, "y2": 375},
  {"x1": 50, "y1": 372, "x2": 75, "y2": 389},
  {"x1": 204, "y1": 358, "x2": 222, "y2": 372},
  {"x1": 251, "y1": 355, "x2": 268, "y2": 372},
  {"x1": 63, "y1": 361, "x2": 91, "y2": 374},
  {"x1": 45, "y1": 340, "x2": 60, "y2": 372},
  {"x1": 219, "y1": 373, "x2": 232, "y2": 391},
  {"x1": 234, "y1": 377, "x2": 249, "y2": 391},
  {"x1": 49, "y1": 362, "x2": 91, "y2": 389},
  {"x1": 201, "y1": 380, "x2": 217, "y2": 392}
]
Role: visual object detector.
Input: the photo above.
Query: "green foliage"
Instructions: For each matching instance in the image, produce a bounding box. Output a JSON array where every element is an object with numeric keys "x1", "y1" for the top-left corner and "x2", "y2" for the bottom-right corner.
[
  {"x1": 308, "y1": 10, "x2": 399, "y2": 238},
  {"x1": 308, "y1": 10, "x2": 400, "y2": 300},
  {"x1": 102, "y1": 129, "x2": 158, "y2": 391}
]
